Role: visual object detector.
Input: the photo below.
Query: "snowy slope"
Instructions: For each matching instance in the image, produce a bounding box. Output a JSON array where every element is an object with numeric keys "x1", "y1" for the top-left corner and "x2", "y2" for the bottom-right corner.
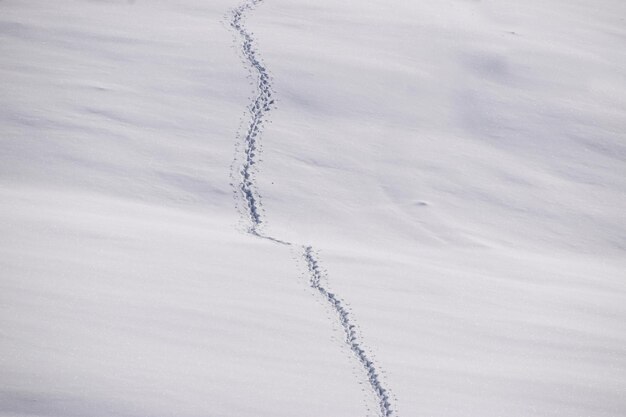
[{"x1": 1, "y1": 0, "x2": 625, "y2": 416}]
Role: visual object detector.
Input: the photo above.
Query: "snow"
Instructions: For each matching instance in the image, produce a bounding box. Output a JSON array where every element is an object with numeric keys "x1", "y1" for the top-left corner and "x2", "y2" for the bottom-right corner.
[{"x1": 1, "y1": 0, "x2": 625, "y2": 416}]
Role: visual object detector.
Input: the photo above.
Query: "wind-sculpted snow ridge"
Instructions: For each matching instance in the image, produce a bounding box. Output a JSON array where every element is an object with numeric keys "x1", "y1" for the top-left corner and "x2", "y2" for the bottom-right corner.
[
  {"x1": 229, "y1": 1, "x2": 396, "y2": 416},
  {"x1": 304, "y1": 247, "x2": 395, "y2": 417}
]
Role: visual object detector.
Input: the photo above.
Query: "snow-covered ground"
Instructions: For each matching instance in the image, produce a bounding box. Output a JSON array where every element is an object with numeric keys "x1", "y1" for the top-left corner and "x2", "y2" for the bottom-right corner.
[{"x1": 1, "y1": 1, "x2": 625, "y2": 416}]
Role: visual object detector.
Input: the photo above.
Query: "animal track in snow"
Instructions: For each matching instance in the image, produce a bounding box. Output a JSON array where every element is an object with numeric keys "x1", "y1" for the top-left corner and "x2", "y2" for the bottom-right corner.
[
  {"x1": 229, "y1": 2, "x2": 396, "y2": 416},
  {"x1": 304, "y1": 246, "x2": 395, "y2": 417}
]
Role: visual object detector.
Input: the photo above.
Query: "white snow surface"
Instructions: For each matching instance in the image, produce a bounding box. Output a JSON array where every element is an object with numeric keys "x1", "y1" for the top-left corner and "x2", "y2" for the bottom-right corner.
[{"x1": 1, "y1": 0, "x2": 626, "y2": 416}]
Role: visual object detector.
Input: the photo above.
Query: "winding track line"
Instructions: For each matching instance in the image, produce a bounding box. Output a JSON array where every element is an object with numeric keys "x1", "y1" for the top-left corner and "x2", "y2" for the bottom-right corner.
[
  {"x1": 304, "y1": 247, "x2": 394, "y2": 417},
  {"x1": 230, "y1": 0, "x2": 274, "y2": 239},
  {"x1": 229, "y1": 1, "x2": 396, "y2": 416}
]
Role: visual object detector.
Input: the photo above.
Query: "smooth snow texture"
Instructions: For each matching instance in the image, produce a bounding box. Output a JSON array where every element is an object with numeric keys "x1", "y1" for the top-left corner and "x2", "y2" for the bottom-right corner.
[{"x1": 1, "y1": 0, "x2": 625, "y2": 417}]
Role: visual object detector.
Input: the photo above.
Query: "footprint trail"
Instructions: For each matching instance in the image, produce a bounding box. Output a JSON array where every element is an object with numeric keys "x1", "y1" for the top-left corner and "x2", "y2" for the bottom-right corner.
[{"x1": 229, "y1": 1, "x2": 396, "y2": 416}]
